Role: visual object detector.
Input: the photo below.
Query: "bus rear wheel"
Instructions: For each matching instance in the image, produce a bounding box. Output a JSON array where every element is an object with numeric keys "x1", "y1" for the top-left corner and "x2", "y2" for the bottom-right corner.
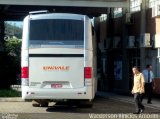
[
  {"x1": 76, "y1": 100, "x2": 93, "y2": 108},
  {"x1": 32, "y1": 100, "x2": 49, "y2": 107}
]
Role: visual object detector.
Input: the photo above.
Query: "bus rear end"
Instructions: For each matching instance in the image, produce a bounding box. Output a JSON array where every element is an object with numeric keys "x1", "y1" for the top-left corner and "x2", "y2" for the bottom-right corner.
[{"x1": 21, "y1": 13, "x2": 96, "y2": 106}]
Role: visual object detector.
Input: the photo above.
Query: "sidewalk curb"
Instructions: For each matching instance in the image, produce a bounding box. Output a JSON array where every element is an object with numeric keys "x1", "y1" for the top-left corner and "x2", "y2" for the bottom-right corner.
[{"x1": 0, "y1": 97, "x2": 24, "y2": 102}]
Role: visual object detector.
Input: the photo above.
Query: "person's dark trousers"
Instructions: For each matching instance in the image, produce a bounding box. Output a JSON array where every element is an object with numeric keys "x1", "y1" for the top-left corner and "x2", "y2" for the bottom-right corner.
[
  {"x1": 145, "y1": 83, "x2": 153, "y2": 103},
  {"x1": 140, "y1": 93, "x2": 144, "y2": 102},
  {"x1": 134, "y1": 93, "x2": 144, "y2": 112}
]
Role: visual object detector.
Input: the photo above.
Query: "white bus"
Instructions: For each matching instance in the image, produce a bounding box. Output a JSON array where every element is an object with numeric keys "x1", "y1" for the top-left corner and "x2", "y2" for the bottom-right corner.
[{"x1": 21, "y1": 11, "x2": 97, "y2": 107}]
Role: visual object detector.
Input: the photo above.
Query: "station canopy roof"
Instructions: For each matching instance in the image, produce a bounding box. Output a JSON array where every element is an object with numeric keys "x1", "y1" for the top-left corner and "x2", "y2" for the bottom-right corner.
[{"x1": 0, "y1": 0, "x2": 129, "y2": 20}]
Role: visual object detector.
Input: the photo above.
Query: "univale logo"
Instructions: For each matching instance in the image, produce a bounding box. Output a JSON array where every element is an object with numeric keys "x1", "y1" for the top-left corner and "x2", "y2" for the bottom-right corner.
[{"x1": 43, "y1": 66, "x2": 70, "y2": 71}]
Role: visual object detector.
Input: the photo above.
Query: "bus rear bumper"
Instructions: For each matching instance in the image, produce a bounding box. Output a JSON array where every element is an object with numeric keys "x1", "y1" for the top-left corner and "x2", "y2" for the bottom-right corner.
[{"x1": 22, "y1": 86, "x2": 94, "y2": 100}]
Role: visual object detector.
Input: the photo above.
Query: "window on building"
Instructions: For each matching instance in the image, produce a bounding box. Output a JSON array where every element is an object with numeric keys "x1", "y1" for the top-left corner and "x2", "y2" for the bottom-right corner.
[
  {"x1": 149, "y1": 0, "x2": 160, "y2": 8},
  {"x1": 114, "y1": 8, "x2": 123, "y2": 18},
  {"x1": 130, "y1": 0, "x2": 142, "y2": 12},
  {"x1": 100, "y1": 14, "x2": 107, "y2": 22},
  {"x1": 149, "y1": 0, "x2": 160, "y2": 17}
]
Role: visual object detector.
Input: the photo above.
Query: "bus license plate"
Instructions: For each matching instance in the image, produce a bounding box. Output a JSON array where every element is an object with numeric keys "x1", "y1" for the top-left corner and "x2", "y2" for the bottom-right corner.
[{"x1": 51, "y1": 84, "x2": 62, "y2": 88}]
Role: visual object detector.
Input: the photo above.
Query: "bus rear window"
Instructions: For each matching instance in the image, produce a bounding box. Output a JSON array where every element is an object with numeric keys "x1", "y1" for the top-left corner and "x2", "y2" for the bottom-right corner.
[{"x1": 29, "y1": 19, "x2": 84, "y2": 45}]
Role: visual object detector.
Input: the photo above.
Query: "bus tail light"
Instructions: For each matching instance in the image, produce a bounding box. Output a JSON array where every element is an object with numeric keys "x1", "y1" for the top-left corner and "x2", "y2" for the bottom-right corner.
[
  {"x1": 21, "y1": 67, "x2": 29, "y2": 78},
  {"x1": 21, "y1": 67, "x2": 29, "y2": 86},
  {"x1": 84, "y1": 67, "x2": 92, "y2": 79}
]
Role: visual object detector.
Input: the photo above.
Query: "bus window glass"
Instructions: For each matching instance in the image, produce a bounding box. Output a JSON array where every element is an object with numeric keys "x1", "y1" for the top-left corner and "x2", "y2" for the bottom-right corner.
[{"x1": 29, "y1": 19, "x2": 84, "y2": 46}]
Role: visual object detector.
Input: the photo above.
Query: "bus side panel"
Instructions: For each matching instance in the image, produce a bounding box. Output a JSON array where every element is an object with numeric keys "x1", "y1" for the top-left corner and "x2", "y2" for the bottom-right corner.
[
  {"x1": 22, "y1": 16, "x2": 29, "y2": 50},
  {"x1": 84, "y1": 17, "x2": 97, "y2": 99}
]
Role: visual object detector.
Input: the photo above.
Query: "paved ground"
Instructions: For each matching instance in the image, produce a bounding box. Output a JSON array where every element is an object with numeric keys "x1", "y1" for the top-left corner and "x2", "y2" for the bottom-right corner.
[
  {"x1": 97, "y1": 91, "x2": 160, "y2": 110},
  {"x1": 0, "y1": 97, "x2": 160, "y2": 119}
]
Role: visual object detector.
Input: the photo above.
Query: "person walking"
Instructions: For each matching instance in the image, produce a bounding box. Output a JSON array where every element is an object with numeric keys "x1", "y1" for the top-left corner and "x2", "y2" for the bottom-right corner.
[
  {"x1": 131, "y1": 66, "x2": 145, "y2": 114},
  {"x1": 142, "y1": 64, "x2": 154, "y2": 104}
]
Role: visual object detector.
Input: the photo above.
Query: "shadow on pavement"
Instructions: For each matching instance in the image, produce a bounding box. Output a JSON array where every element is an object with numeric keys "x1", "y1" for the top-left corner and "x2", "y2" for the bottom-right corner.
[{"x1": 46, "y1": 98, "x2": 160, "y2": 114}]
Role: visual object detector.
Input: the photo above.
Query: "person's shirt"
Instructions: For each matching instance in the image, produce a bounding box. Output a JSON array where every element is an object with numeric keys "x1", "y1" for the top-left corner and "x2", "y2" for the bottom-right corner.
[
  {"x1": 142, "y1": 69, "x2": 154, "y2": 83},
  {"x1": 132, "y1": 73, "x2": 145, "y2": 94}
]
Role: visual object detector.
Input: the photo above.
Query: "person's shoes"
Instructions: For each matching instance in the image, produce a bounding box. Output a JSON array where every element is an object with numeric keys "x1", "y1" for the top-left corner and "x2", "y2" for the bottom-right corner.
[
  {"x1": 140, "y1": 108, "x2": 145, "y2": 113},
  {"x1": 133, "y1": 111, "x2": 140, "y2": 114},
  {"x1": 133, "y1": 109, "x2": 140, "y2": 114}
]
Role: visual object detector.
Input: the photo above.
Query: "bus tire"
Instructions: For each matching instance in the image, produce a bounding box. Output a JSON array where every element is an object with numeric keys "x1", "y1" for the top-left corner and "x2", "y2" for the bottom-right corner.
[
  {"x1": 84, "y1": 100, "x2": 93, "y2": 108},
  {"x1": 77, "y1": 100, "x2": 93, "y2": 108},
  {"x1": 32, "y1": 100, "x2": 49, "y2": 107},
  {"x1": 40, "y1": 102, "x2": 49, "y2": 107},
  {"x1": 32, "y1": 100, "x2": 40, "y2": 107}
]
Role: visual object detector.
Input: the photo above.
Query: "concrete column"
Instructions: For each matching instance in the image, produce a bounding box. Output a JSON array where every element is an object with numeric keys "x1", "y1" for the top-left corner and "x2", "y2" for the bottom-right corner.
[
  {"x1": 106, "y1": 8, "x2": 114, "y2": 91},
  {"x1": 0, "y1": 20, "x2": 5, "y2": 52},
  {"x1": 122, "y1": 8, "x2": 130, "y2": 92},
  {"x1": 140, "y1": 0, "x2": 148, "y2": 69}
]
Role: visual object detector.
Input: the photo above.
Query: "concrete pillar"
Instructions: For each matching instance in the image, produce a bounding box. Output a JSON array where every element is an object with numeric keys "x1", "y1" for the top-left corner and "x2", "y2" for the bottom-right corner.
[
  {"x1": 122, "y1": 8, "x2": 130, "y2": 92},
  {"x1": 0, "y1": 20, "x2": 4, "y2": 52},
  {"x1": 106, "y1": 8, "x2": 114, "y2": 91},
  {"x1": 140, "y1": 0, "x2": 148, "y2": 69}
]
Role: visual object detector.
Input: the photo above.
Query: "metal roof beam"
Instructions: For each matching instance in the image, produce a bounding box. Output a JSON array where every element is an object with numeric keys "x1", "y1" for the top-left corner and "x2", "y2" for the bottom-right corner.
[{"x1": 0, "y1": 0, "x2": 129, "y2": 8}]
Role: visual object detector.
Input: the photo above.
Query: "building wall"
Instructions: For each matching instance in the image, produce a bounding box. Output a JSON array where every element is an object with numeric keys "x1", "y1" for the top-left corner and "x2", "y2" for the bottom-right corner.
[
  {"x1": 95, "y1": 4, "x2": 160, "y2": 93},
  {"x1": 113, "y1": 17, "x2": 123, "y2": 36},
  {"x1": 155, "y1": 18, "x2": 160, "y2": 34},
  {"x1": 129, "y1": 12, "x2": 141, "y2": 35},
  {"x1": 146, "y1": 8, "x2": 160, "y2": 34},
  {"x1": 98, "y1": 11, "x2": 159, "y2": 93},
  {"x1": 146, "y1": 8, "x2": 156, "y2": 35},
  {"x1": 100, "y1": 21, "x2": 107, "y2": 42}
]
